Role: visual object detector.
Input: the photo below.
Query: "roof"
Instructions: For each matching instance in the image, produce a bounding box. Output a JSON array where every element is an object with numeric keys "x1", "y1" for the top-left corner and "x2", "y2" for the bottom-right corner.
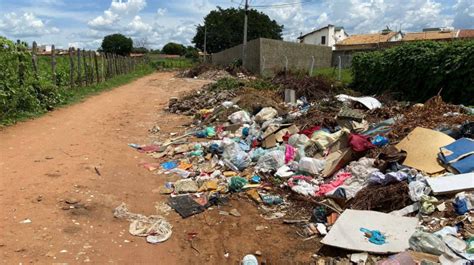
[
  {"x1": 336, "y1": 32, "x2": 398, "y2": 45},
  {"x1": 298, "y1": 24, "x2": 336, "y2": 39},
  {"x1": 459, "y1": 29, "x2": 474, "y2": 38},
  {"x1": 403, "y1": 31, "x2": 457, "y2": 41}
]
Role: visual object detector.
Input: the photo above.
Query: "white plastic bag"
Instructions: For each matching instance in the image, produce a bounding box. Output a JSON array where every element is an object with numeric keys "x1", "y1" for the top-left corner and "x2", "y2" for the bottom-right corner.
[
  {"x1": 298, "y1": 157, "x2": 326, "y2": 175},
  {"x1": 228, "y1": 110, "x2": 251, "y2": 124},
  {"x1": 255, "y1": 107, "x2": 278, "y2": 123}
]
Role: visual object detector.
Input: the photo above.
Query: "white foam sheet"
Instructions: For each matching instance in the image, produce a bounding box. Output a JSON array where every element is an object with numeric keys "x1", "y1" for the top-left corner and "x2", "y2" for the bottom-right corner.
[
  {"x1": 321, "y1": 209, "x2": 418, "y2": 254},
  {"x1": 426, "y1": 173, "x2": 474, "y2": 195},
  {"x1": 336, "y1": 94, "x2": 382, "y2": 110}
]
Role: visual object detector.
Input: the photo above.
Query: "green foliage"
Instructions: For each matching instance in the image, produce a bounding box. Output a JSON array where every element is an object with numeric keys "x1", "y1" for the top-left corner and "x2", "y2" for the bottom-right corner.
[
  {"x1": 351, "y1": 40, "x2": 474, "y2": 104},
  {"x1": 0, "y1": 36, "x2": 152, "y2": 125},
  {"x1": 132, "y1": 47, "x2": 148, "y2": 53},
  {"x1": 193, "y1": 7, "x2": 284, "y2": 53},
  {"x1": 209, "y1": 77, "x2": 244, "y2": 91},
  {"x1": 245, "y1": 78, "x2": 277, "y2": 90},
  {"x1": 184, "y1": 46, "x2": 200, "y2": 60},
  {"x1": 149, "y1": 57, "x2": 194, "y2": 69},
  {"x1": 161, "y1": 42, "x2": 186, "y2": 55},
  {"x1": 313, "y1": 67, "x2": 353, "y2": 85},
  {"x1": 101, "y1": 33, "x2": 133, "y2": 55}
]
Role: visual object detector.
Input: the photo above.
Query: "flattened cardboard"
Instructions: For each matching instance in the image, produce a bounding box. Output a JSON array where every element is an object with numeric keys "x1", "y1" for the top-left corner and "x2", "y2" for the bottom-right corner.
[
  {"x1": 321, "y1": 209, "x2": 418, "y2": 254},
  {"x1": 321, "y1": 147, "x2": 354, "y2": 178},
  {"x1": 426, "y1": 173, "x2": 474, "y2": 195},
  {"x1": 395, "y1": 127, "x2": 454, "y2": 174}
]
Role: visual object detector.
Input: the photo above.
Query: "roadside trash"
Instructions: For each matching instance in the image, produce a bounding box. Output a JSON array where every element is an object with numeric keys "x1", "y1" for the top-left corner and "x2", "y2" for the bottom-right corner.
[
  {"x1": 133, "y1": 72, "x2": 474, "y2": 261},
  {"x1": 168, "y1": 195, "x2": 206, "y2": 218},
  {"x1": 360, "y1": 228, "x2": 386, "y2": 245},
  {"x1": 113, "y1": 203, "x2": 172, "y2": 243},
  {"x1": 261, "y1": 194, "x2": 283, "y2": 205},
  {"x1": 242, "y1": 254, "x2": 258, "y2": 265},
  {"x1": 409, "y1": 230, "x2": 447, "y2": 256},
  {"x1": 371, "y1": 135, "x2": 389, "y2": 147},
  {"x1": 229, "y1": 177, "x2": 248, "y2": 192},
  {"x1": 396, "y1": 127, "x2": 455, "y2": 174},
  {"x1": 161, "y1": 161, "x2": 178, "y2": 170},
  {"x1": 438, "y1": 138, "x2": 474, "y2": 174},
  {"x1": 321, "y1": 210, "x2": 418, "y2": 253},
  {"x1": 19, "y1": 219, "x2": 32, "y2": 224}
]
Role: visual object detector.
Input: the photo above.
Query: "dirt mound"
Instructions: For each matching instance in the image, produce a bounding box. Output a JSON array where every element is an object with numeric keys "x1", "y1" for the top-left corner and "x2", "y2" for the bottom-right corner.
[
  {"x1": 234, "y1": 88, "x2": 285, "y2": 116},
  {"x1": 349, "y1": 182, "x2": 412, "y2": 212}
]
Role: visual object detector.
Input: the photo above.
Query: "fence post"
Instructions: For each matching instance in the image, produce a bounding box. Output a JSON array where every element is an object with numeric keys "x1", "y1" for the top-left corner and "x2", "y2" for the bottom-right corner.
[
  {"x1": 338, "y1": 56, "x2": 342, "y2": 81},
  {"x1": 94, "y1": 52, "x2": 100, "y2": 83},
  {"x1": 77, "y1": 48, "x2": 82, "y2": 86},
  {"x1": 309, "y1": 56, "x2": 315, "y2": 76},
  {"x1": 17, "y1": 40, "x2": 25, "y2": 86},
  {"x1": 100, "y1": 53, "x2": 105, "y2": 82},
  {"x1": 284, "y1": 55, "x2": 288, "y2": 73},
  {"x1": 69, "y1": 47, "x2": 74, "y2": 88},
  {"x1": 88, "y1": 50, "x2": 94, "y2": 84},
  {"x1": 82, "y1": 49, "x2": 89, "y2": 85},
  {"x1": 51, "y1": 45, "x2": 57, "y2": 86},
  {"x1": 31, "y1": 41, "x2": 38, "y2": 80}
]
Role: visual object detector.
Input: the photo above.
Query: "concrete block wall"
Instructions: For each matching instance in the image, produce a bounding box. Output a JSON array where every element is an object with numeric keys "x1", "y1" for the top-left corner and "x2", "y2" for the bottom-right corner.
[
  {"x1": 211, "y1": 38, "x2": 333, "y2": 76},
  {"x1": 260, "y1": 38, "x2": 332, "y2": 76}
]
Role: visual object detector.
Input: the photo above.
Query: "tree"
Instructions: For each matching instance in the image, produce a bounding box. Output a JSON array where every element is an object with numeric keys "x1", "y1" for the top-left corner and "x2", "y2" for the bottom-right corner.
[
  {"x1": 184, "y1": 46, "x2": 199, "y2": 60},
  {"x1": 132, "y1": 47, "x2": 148, "y2": 53},
  {"x1": 192, "y1": 7, "x2": 283, "y2": 53},
  {"x1": 161, "y1": 42, "x2": 186, "y2": 55},
  {"x1": 101, "y1": 34, "x2": 133, "y2": 55}
]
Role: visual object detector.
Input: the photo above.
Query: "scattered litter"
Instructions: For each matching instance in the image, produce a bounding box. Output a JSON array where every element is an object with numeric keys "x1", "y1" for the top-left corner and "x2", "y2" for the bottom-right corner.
[
  {"x1": 321, "y1": 209, "x2": 418, "y2": 253},
  {"x1": 113, "y1": 203, "x2": 172, "y2": 244}
]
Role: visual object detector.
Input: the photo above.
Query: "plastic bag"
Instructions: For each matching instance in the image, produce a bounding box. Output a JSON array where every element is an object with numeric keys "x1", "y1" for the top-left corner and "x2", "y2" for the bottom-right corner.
[
  {"x1": 298, "y1": 157, "x2": 325, "y2": 175},
  {"x1": 408, "y1": 180, "x2": 430, "y2": 201},
  {"x1": 228, "y1": 110, "x2": 251, "y2": 124},
  {"x1": 409, "y1": 231, "x2": 448, "y2": 255},
  {"x1": 222, "y1": 139, "x2": 250, "y2": 171},
  {"x1": 288, "y1": 134, "x2": 309, "y2": 148},
  {"x1": 254, "y1": 107, "x2": 278, "y2": 123},
  {"x1": 256, "y1": 150, "x2": 285, "y2": 171},
  {"x1": 229, "y1": 176, "x2": 248, "y2": 192}
]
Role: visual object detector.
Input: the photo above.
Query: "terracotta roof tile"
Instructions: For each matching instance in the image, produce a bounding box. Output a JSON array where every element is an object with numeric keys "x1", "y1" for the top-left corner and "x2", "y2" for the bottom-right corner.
[
  {"x1": 403, "y1": 31, "x2": 457, "y2": 41},
  {"x1": 336, "y1": 32, "x2": 397, "y2": 45},
  {"x1": 459, "y1": 29, "x2": 474, "y2": 38}
]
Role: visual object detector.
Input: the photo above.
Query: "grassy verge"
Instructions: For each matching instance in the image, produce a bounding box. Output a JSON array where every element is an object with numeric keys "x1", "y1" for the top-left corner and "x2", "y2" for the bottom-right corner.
[
  {"x1": 148, "y1": 55, "x2": 195, "y2": 69},
  {"x1": 1, "y1": 64, "x2": 155, "y2": 126},
  {"x1": 313, "y1": 67, "x2": 353, "y2": 85}
]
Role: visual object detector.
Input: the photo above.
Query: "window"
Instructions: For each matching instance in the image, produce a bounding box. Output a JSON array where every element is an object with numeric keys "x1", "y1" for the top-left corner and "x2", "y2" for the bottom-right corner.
[{"x1": 321, "y1": 36, "x2": 326, "y2": 45}]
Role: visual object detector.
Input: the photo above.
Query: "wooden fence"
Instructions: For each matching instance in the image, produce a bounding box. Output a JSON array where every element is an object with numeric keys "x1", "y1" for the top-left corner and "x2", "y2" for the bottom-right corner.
[{"x1": 26, "y1": 40, "x2": 147, "y2": 89}]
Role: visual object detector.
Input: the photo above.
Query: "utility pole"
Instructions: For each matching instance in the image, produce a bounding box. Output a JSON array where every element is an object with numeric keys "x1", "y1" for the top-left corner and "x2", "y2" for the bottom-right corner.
[
  {"x1": 203, "y1": 25, "x2": 207, "y2": 63},
  {"x1": 242, "y1": 0, "x2": 249, "y2": 67}
]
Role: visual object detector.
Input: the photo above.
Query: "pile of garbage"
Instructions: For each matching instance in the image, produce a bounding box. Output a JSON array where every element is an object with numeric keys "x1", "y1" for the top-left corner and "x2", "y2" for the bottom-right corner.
[
  {"x1": 179, "y1": 63, "x2": 252, "y2": 81},
  {"x1": 126, "y1": 78, "x2": 474, "y2": 263}
]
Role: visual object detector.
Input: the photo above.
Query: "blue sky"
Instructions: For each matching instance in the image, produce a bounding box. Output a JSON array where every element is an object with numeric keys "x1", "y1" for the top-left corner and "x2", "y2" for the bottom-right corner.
[{"x1": 0, "y1": 0, "x2": 472, "y2": 50}]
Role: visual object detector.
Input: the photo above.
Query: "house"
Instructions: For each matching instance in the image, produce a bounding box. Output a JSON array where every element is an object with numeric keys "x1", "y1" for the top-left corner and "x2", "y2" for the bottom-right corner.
[
  {"x1": 334, "y1": 29, "x2": 402, "y2": 51},
  {"x1": 298, "y1": 24, "x2": 348, "y2": 50},
  {"x1": 403, "y1": 28, "x2": 459, "y2": 41},
  {"x1": 458, "y1": 29, "x2": 474, "y2": 39}
]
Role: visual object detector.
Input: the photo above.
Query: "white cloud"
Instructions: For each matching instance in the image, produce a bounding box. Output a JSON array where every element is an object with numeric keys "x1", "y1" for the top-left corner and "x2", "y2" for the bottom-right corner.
[
  {"x1": 127, "y1": 15, "x2": 152, "y2": 36},
  {"x1": 0, "y1": 12, "x2": 59, "y2": 38},
  {"x1": 88, "y1": 0, "x2": 147, "y2": 29},
  {"x1": 453, "y1": 0, "x2": 474, "y2": 28},
  {"x1": 157, "y1": 8, "x2": 167, "y2": 16}
]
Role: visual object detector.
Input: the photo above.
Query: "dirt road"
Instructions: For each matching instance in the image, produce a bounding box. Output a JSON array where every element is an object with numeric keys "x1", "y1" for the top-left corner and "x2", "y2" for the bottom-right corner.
[{"x1": 0, "y1": 72, "x2": 315, "y2": 264}]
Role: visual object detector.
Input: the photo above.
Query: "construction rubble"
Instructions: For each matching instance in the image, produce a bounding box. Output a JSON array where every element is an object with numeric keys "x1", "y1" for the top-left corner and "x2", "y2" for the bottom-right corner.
[{"x1": 121, "y1": 72, "x2": 474, "y2": 264}]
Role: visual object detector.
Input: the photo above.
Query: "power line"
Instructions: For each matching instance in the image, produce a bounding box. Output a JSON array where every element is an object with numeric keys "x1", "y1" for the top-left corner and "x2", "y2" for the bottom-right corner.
[{"x1": 250, "y1": 0, "x2": 314, "y2": 8}]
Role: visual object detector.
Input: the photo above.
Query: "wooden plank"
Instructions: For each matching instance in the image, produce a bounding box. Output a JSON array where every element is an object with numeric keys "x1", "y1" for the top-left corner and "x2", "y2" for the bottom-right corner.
[
  {"x1": 321, "y1": 209, "x2": 418, "y2": 253},
  {"x1": 426, "y1": 173, "x2": 474, "y2": 195},
  {"x1": 51, "y1": 44, "x2": 57, "y2": 85},
  {"x1": 68, "y1": 47, "x2": 74, "y2": 88},
  {"x1": 396, "y1": 127, "x2": 454, "y2": 174},
  {"x1": 77, "y1": 48, "x2": 82, "y2": 86}
]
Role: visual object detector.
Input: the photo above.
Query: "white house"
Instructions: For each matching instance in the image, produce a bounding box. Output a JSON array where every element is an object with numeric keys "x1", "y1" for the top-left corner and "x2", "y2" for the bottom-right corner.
[{"x1": 298, "y1": 24, "x2": 348, "y2": 50}]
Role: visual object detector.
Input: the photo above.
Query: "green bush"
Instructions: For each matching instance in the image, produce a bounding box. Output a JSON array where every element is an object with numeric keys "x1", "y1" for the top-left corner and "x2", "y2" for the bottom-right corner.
[{"x1": 351, "y1": 40, "x2": 474, "y2": 104}]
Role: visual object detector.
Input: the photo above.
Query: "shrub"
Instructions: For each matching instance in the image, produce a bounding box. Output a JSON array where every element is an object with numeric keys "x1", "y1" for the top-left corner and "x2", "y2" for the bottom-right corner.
[{"x1": 351, "y1": 40, "x2": 474, "y2": 104}]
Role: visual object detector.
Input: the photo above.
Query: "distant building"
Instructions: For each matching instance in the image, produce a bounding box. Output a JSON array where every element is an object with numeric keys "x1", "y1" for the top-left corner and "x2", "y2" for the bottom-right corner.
[
  {"x1": 458, "y1": 29, "x2": 474, "y2": 39},
  {"x1": 298, "y1": 24, "x2": 348, "y2": 50},
  {"x1": 334, "y1": 29, "x2": 402, "y2": 51},
  {"x1": 403, "y1": 28, "x2": 459, "y2": 41}
]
